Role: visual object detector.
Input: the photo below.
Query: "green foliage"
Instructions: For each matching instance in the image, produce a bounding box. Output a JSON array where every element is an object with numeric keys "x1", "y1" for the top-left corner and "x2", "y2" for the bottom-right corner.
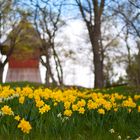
[{"x1": 126, "y1": 48, "x2": 140, "y2": 86}]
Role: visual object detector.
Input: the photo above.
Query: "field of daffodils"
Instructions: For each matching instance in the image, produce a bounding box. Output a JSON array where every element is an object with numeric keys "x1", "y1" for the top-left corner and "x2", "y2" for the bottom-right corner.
[{"x1": 0, "y1": 85, "x2": 140, "y2": 140}]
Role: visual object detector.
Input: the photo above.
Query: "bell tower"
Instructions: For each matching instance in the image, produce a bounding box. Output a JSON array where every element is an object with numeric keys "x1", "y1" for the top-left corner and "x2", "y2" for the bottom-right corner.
[{"x1": 3, "y1": 17, "x2": 42, "y2": 83}]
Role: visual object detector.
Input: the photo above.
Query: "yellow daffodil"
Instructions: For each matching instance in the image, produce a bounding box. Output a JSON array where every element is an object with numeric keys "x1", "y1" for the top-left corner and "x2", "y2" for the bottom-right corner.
[
  {"x1": 64, "y1": 109, "x2": 72, "y2": 117},
  {"x1": 19, "y1": 96, "x2": 25, "y2": 104},
  {"x1": 1, "y1": 105, "x2": 14, "y2": 115},
  {"x1": 98, "y1": 108, "x2": 105, "y2": 115},
  {"x1": 14, "y1": 115, "x2": 21, "y2": 121},
  {"x1": 18, "y1": 118, "x2": 32, "y2": 134},
  {"x1": 78, "y1": 107, "x2": 85, "y2": 114}
]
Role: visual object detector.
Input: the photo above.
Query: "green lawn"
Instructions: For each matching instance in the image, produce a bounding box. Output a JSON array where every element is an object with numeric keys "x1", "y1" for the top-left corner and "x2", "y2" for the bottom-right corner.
[{"x1": 0, "y1": 82, "x2": 140, "y2": 140}]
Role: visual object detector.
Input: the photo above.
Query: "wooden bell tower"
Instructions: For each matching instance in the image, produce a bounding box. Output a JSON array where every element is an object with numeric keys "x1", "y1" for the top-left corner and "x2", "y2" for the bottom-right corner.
[{"x1": 3, "y1": 17, "x2": 42, "y2": 83}]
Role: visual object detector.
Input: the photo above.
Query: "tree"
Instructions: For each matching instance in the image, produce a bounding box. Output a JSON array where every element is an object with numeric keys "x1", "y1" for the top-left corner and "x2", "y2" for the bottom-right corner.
[
  {"x1": 30, "y1": 0, "x2": 65, "y2": 86},
  {"x1": 126, "y1": 41, "x2": 140, "y2": 86},
  {"x1": 73, "y1": 0, "x2": 105, "y2": 88},
  {"x1": 110, "y1": 0, "x2": 140, "y2": 38},
  {"x1": 0, "y1": 1, "x2": 31, "y2": 83},
  {"x1": 0, "y1": 0, "x2": 13, "y2": 82},
  {"x1": 112, "y1": 0, "x2": 140, "y2": 85}
]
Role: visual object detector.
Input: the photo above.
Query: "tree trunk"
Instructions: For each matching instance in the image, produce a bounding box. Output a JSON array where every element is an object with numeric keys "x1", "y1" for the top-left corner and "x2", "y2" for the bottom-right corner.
[
  {"x1": 89, "y1": 19, "x2": 104, "y2": 88},
  {"x1": 92, "y1": 41, "x2": 104, "y2": 88},
  {"x1": 76, "y1": 0, "x2": 105, "y2": 88},
  {"x1": 0, "y1": 65, "x2": 4, "y2": 83},
  {"x1": 45, "y1": 55, "x2": 50, "y2": 86},
  {"x1": 45, "y1": 55, "x2": 57, "y2": 86},
  {"x1": 51, "y1": 43, "x2": 63, "y2": 85}
]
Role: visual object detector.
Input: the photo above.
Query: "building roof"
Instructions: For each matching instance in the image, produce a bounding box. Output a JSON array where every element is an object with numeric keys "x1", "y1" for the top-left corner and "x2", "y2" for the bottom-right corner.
[{"x1": 2, "y1": 17, "x2": 42, "y2": 59}]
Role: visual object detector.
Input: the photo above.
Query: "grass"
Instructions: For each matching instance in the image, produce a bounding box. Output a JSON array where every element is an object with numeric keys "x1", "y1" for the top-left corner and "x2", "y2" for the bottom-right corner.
[
  {"x1": 1, "y1": 81, "x2": 140, "y2": 94},
  {"x1": 1, "y1": 110, "x2": 139, "y2": 140},
  {"x1": 0, "y1": 81, "x2": 44, "y2": 88},
  {"x1": 0, "y1": 82, "x2": 140, "y2": 140}
]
